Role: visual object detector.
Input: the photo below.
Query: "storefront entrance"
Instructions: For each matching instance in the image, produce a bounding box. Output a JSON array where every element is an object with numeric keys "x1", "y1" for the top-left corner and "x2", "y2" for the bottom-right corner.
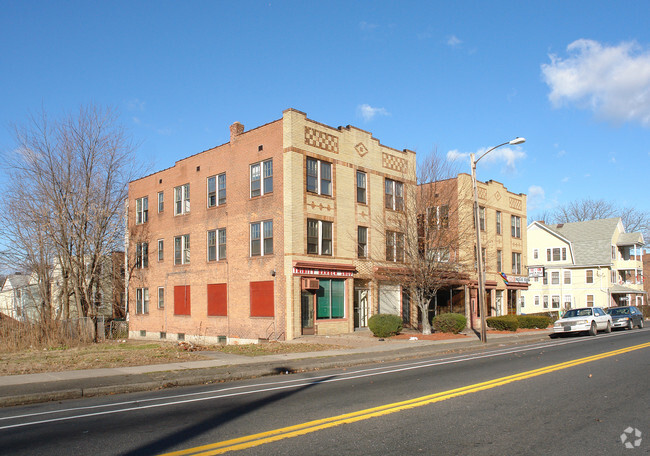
[
  {"x1": 301, "y1": 290, "x2": 315, "y2": 335},
  {"x1": 354, "y1": 288, "x2": 369, "y2": 329}
]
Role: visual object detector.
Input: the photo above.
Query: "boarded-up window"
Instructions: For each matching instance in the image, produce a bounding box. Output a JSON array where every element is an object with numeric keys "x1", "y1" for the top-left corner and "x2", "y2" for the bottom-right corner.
[
  {"x1": 207, "y1": 284, "x2": 227, "y2": 316},
  {"x1": 174, "y1": 285, "x2": 191, "y2": 315},
  {"x1": 250, "y1": 281, "x2": 274, "y2": 317}
]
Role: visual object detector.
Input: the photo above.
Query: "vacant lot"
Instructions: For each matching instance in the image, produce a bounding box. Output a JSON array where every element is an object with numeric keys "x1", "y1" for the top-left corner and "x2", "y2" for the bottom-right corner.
[{"x1": 0, "y1": 340, "x2": 343, "y2": 376}]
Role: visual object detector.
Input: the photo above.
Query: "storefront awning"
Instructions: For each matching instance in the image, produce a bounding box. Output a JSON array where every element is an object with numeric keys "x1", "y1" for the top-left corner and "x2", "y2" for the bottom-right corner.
[
  {"x1": 292, "y1": 261, "x2": 357, "y2": 277},
  {"x1": 610, "y1": 284, "x2": 647, "y2": 294}
]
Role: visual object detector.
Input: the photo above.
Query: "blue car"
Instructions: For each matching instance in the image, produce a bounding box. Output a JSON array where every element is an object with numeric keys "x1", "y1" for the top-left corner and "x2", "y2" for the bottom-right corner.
[{"x1": 606, "y1": 306, "x2": 644, "y2": 330}]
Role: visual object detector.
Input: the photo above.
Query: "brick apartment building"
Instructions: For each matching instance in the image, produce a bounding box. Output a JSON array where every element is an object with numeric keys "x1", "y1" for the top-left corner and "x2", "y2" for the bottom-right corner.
[{"x1": 127, "y1": 109, "x2": 416, "y2": 343}]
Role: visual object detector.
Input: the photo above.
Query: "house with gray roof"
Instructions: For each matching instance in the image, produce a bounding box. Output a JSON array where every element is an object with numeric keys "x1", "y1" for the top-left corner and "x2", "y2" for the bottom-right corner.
[
  {"x1": 521, "y1": 218, "x2": 645, "y2": 314},
  {"x1": 0, "y1": 272, "x2": 43, "y2": 323}
]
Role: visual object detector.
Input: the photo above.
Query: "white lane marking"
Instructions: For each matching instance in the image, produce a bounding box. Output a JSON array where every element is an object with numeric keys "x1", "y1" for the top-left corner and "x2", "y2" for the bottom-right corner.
[{"x1": 0, "y1": 328, "x2": 644, "y2": 430}]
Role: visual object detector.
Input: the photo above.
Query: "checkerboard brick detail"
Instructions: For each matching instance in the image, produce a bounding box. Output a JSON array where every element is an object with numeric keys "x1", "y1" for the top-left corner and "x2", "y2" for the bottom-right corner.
[
  {"x1": 304, "y1": 126, "x2": 339, "y2": 153},
  {"x1": 382, "y1": 152, "x2": 407, "y2": 173}
]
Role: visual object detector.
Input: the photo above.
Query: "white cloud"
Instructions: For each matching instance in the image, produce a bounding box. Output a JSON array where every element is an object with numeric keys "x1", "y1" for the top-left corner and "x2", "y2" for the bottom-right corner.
[
  {"x1": 556, "y1": 149, "x2": 566, "y2": 157},
  {"x1": 478, "y1": 146, "x2": 526, "y2": 171},
  {"x1": 357, "y1": 104, "x2": 389, "y2": 121},
  {"x1": 446, "y1": 149, "x2": 469, "y2": 162},
  {"x1": 527, "y1": 185, "x2": 546, "y2": 210},
  {"x1": 447, "y1": 35, "x2": 462, "y2": 47},
  {"x1": 561, "y1": 176, "x2": 569, "y2": 183},
  {"x1": 542, "y1": 39, "x2": 650, "y2": 127}
]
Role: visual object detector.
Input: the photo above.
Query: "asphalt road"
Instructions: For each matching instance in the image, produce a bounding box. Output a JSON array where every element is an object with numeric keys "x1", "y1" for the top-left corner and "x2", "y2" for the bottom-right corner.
[{"x1": 1, "y1": 328, "x2": 648, "y2": 455}]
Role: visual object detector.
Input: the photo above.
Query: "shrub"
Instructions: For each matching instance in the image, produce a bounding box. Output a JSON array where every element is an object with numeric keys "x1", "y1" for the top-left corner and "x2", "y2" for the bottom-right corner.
[
  {"x1": 432, "y1": 313, "x2": 467, "y2": 334},
  {"x1": 517, "y1": 315, "x2": 552, "y2": 329},
  {"x1": 640, "y1": 305, "x2": 650, "y2": 320},
  {"x1": 486, "y1": 315, "x2": 519, "y2": 331},
  {"x1": 368, "y1": 314, "x2": 403, "y2": 338},
  {"x1": 526, "y1": 311, "x2": 559, "y2": 324}
]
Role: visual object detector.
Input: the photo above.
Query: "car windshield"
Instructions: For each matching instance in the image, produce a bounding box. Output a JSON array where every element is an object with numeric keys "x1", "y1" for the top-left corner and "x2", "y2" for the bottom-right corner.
[
  {"x1": 608, "y1": 308, "x2": 630, "y2": 316},
  {"x1": 564, "y1": 309, "x2": 592, "y2": 318}
]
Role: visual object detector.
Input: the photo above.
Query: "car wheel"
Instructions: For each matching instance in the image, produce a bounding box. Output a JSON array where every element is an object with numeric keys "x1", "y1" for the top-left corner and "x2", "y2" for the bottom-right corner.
[
  {"x1": 628, "y1": 320, "x2": 634, "y2": 330},
  {"x1": 589, "y1": 322, "x2": 598, "y2": 336},
  {"x1": 605, "y1": 321, "x2": 612, "y2": 333},
  {"x1": 639, "y1": 319, "x2": 644, "y2": 329}
]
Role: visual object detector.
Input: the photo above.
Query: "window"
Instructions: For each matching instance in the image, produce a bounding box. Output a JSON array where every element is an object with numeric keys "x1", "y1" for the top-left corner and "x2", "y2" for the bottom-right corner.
[
  {"x1": 564, "y1": 270, "x2": 571, "y2": 284},
  {"x1": 562, "y1": 247, "x2": 567, "y2": 261},
  {"x1": 157, "y1": 287, "x2": 164, "y2": 309},
  {"x1": 207, "y1": 173, "x2": 226, "y2": 207},
  {"x1": 543, "y1": 271, "x2": 548, "y2": 285},
  {"x1": 306, "y1": 158, "x2": 332, "y2": 196},
  {"x1": 356, "y1": 171, "x2": 367, "y2": 204},
  {"x1": 157, "y1": 192, "x2": 164, "y2": 213},
  {"x1": 174, "y1": 285, "x2": 191, "y2": 315},
  {"x1": 553, "y1": 248, "x2": 561, "y2": 261},
  {"x1": 307, "y1": 219, "x2": 333, "y2": 255},
  {"x1": 564, "y1": 295, "x2": 572, "y2": 309},
  {"x1": 511, "y1": 215, "x2": 521, "y2": 238},
  {"x1": 207, "y1": 229, "x2": 227, "y2": 261},
  {"x1": 386, "y1": 231, "x2": 405, "y2": 262},
  {"x1": 174, "y1": 234, "x2": 190, "y2": 265},
  {"x1": 385, "y1": 179, "x2": 404, "y2": 211},
  {"x1": 427, "y1": 248, "x2": 450, "y2": 262},
  {"x1": 207, "y1": 283, "x2": 227, "y2": 316},
  {"x1": 135, "y1": 242, "x2": 148, "y2": 269},
  {"x1": 174, "y1": 184, "x2": 190, "y2": 215},
  {"x1": 586, "y1": 294, "x2": 594, "y2": 307},
  {"x1": 135, "y1": 288, "x2": 149, "y2": 314},
  {"x1": 496, "y1": 211, "x2": 502, "y2": 235},
  {"x1": 611, "y1": 245, "x2": 616, "y2": 260},
  {"x1": 534, "y1": 296, "x2": 540, "y2": 306},
  {"x1": 136, "y1": 197, "x2": 148, "y2": 224},
  {"x1": 611, "y1": 270, "x2": 616, "y2": 283},
  {"x1": 512, "y1": 252, "x2": 522, "y2": 274},
  {"x1": 251, "y1": 221, "x2": 273, "y2": 256},
  {"x1": 497, "y1": 250, "x2": 502, "y2": 272},
  {"x1": 543, "y1": 295, "x2": 549, "y2": 309},
  {"x1": 317, "y1": 279, "x2": 345, "y2": 319},
  {"x1": 250, "y1": 281, "x2": 274, "y2": 317},
  {"x1": 358, "y1": 226, "x2": 368, "y2": 258},
  {"x1": 533, "y1": 249, "x2": 538, "y2": 260},
  {"x1": 552, "y1": 296, "x2": 560, "y2": 309},
  {"x1": 586, "y1": 270, "x2": 594, "y2": 284},
  {"x1": 551, "y1": 271, "x2": 559, "y2": 284},
  {"x1": 250, "y1": 160, "x2": 273, "y2": 197},
  {"x1": 158, "y1": 239, "x2": 164, "y2": 262},
  {"x1": 479, "y1": 207, "x2": 486, "y2": 231}
]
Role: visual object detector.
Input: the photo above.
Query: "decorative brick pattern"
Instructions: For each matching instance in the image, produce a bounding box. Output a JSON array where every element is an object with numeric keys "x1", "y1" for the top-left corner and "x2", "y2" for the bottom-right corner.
[
  {"x1": 382, "y1": 153, "x2": 407, "y2": 173},
  {"x1": 509, "y1": 197, "x2": 522, "y2": 211},
  {"x1": 305, "y1": 126, "x2": 339, "y2": 153},
  {"x1": 355, "y1": 142, "x2": 369, "y2": 157},
  {"x1": 478, "y1": 187, "x2": 487, "y2": 200},
  {"x1": 494, "y1": 191, "x2": 501, "y2": 201}
]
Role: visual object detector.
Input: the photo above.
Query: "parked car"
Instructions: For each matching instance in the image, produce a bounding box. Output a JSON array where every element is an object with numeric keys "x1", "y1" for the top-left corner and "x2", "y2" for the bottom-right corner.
[
  {"x1": 606, "y1": 306, "x2": 644, "y2": 330},
  {"x1": 551, "y1": 307, "x2": 612, "y2": 337}
]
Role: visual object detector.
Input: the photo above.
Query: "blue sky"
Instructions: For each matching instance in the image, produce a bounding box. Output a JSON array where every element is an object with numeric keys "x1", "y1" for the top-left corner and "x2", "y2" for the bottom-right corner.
[{"x1": 2, "y1": 0, "x2": 650, "y2": 219}]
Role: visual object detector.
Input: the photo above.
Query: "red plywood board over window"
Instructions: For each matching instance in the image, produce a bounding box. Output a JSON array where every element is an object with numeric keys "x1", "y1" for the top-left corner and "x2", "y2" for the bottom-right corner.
[
  {"x1": 250, "y1": 281, "x2": 274, "y2": 317},
  {"x1": 207, "y1": 283, "x2": 227, "y2": 316},
  {"x1": 174, "y1": 285, "x2": 191, "y2": 315}
]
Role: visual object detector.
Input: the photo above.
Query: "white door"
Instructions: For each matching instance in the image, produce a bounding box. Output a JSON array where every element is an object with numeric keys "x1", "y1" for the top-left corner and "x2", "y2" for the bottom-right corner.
[{"x1": 379, "y1": 285, "x2": 401, "y2": 316}]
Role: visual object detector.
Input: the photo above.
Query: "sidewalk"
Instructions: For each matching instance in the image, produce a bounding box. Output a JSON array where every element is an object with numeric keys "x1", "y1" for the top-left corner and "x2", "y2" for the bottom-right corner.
[{"x1": 0, "y1": 329, "x2": 552, "y2": 408}]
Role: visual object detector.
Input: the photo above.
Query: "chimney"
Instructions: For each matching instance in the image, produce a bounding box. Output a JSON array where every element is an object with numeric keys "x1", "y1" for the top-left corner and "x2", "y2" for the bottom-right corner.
[{"x1": 230, "y1": 122, "x2": 244, "y2": 142}]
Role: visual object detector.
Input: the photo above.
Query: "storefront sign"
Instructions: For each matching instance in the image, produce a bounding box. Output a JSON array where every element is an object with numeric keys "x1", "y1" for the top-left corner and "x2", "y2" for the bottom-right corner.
[
  {"x1": 292, "y1": 267, "x2": 355, "y2": 277},
  {"x1": 500, "y1": 272, "x2": 529, "y2": 285},
  {"x1": 528, "y1": 267, "x2": 544, "y2": 278}
]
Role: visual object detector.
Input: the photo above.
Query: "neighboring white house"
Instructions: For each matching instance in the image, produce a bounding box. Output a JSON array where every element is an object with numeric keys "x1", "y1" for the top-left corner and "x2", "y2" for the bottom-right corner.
[
  {"x1": 522, "y1": 218, "x2": 645, "y2": 315},
  {"x1": 0, "y1": 273, "x2": 42, "y2": 323}
]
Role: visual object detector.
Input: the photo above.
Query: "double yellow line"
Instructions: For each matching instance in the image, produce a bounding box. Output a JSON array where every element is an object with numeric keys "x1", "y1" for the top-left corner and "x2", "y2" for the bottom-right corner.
[{"x1": 162, "y1": 342, "x2": 650, "y2": 456}]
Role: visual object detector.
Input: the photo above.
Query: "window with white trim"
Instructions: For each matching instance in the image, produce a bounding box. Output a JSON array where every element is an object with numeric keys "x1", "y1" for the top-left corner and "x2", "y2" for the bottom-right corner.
[
  {"x1": 158, "y1": 287, "x2": 164, "y2": 309},
  {"x1": 385, "y1": 179, "x2": 404, "y2": 211},
  {"x1": 136, "y1": 197, "x2": 148, "y2": 224},
  {"x1": 512, "y1": 252, "x2": 522, "y2": 274},
  {"x1": 207, "y1": 228, "x2": 226, "y2": 261},
  {"x1": 307, "y1": 219, "x2": 333, "y2": 255},
  {"x1": 136, "y1": 288, "x2": 149, "y2": 314},
  {"x1": 174, "y1": 184, "x2": 190, "y2": 215},
  {"x1": 586, "y1": 269, "x2": 594, "y2": 284},
  {"x1": 564, "y1": 270, "x2": 571, "y2": 284},
  {"x1": 563, "y1": 295, "x2": 572, "y2": 309},
  {"x1": 386, "y1": 231, "x2": 405, "y2": 262},
  {"x1": 306, "y1": 158, "x2": 332, "y2": 196},
  {"x1": 586, "y1": 294, "x2": 594, "y2": 307},
  {"x1": 479, "y1": 206, "x2": 486, "y2": 231},
  {"x1": 157, "y1": 192, "x2": 164, "y2": 213},
  {"x1": 511, "y1": 215, "x2": 521, "y2": 238},
  {"x1": 135, "y1": 242, "x2": 148, "y2": 269},
  {"x1": 157, "y1": 239, "x2": 164, "y2": 262},
  {"x1": 551, "y1": 271, "x2": 559, "y2": 284},
  {"x1": 533, "y1": 249, "x2": 538, "y2": 260},
  {"x1": 552, "y1": 295, "x2": 560, "y2": 309},
  {"x1": 534, "y1": 295, "x2": 540, "y2": 306},
  {"x1": 251, "y1": 160, "x2": 272, "y2": 198},
  {"x1": 251, "y1": 221, "x2": 273, "y2": 256},
  {"x1": 174, "y1": 234, "x2": 190, "y2": 265},
  {"x1": 356, "y1": 171, "x2": 367, "y2": 204},
  {"x1": 207, "y1": 173, "x2": 226, "y2": 207},
  {"x1": 497, "y1": 250, "x2": 502, "y2": 272},
  {"x1": 496, "y1": 211, "x2": 502, "y2": 235},
  {"x1": 543, "y1": 295, "x2": 549, "y2": 309},
  {"x1": 358, "y1": 226, "x2": 368, "y2": 258}
]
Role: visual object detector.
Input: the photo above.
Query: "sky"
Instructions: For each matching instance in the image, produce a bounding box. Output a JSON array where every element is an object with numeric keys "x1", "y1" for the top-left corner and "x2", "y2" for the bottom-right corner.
[{"x1": 1, "y1": 0, "x2": 650, "y2": 222}]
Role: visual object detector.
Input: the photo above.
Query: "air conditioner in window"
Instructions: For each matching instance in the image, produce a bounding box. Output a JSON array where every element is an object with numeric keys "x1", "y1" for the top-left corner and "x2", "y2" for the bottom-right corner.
[{"x1": 301, "y1": 278, "x2": 320, "y2": 290}]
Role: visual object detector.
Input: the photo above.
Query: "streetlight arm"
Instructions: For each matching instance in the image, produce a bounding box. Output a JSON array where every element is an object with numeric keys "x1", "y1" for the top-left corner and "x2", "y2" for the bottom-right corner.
[{"x1": 474, "y1": 142, "x2": 509, "y2": 165}]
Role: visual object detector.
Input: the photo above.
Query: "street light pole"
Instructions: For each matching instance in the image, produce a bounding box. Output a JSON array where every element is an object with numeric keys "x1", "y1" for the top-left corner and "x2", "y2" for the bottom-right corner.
[{"x1": 471, "y1": 137, "x2": 525, "y2": 343}]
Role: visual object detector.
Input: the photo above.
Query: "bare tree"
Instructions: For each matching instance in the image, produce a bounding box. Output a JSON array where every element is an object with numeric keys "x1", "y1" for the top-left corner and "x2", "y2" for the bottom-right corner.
[
  {"x1": 375, "y1": 151, "x2": 472, "y2": 334},
  {"x1": 0, "y1": 105, "x2": 141, "y2": 328}
]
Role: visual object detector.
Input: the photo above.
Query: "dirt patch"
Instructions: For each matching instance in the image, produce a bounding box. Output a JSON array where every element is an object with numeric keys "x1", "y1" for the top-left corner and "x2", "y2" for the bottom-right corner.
[{"x1": 390, "y1": 332, "x2": 468, "y2": 341}]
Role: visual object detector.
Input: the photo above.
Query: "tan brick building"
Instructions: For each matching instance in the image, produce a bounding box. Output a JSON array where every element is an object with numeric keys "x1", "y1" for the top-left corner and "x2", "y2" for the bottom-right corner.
[{"x1": 127, "y1": 109, "x2": 416, "y2": 343}]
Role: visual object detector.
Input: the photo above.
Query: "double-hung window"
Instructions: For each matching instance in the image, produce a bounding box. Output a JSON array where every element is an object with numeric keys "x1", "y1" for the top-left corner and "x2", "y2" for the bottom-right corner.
[
  {"x1": 207, "y1": 173, "x2": 226, "y2": 207},
  {"x1": 551, "y1": 271, "x2": 559, "y2": 284},
  {"x1": 174, "y1": 234, "x2": 190, "y2": 265},
  {"x1": 496, "y1": 211, "x2": 502, "y2": 235},
  {"x1": 157, "y1": 192, "x2": 164, "y2": 213},
  {"x1": 158, "y1": 239, "x2": 164, "y2": 261},
  {"x1": 511, "y1": 215, "x2": 521, "y2": 238},
  {"x1": 306, "y1": 158, "x2": 332, "y2": 196},
  {"x1": 564, "y1": 270, "x2": 571, "y2": 284},
  {"x1": 251, "y1": 221, "x2": 273, "y2": 256},
  {"x1": 512, "y1": 252, "x2": 522, "y2": 274},
  {"x1": 386, "y1": 231, "x2": 405, "y2": 262},
  {"x1": 136, "y1": 288, "x2": 149, "y2": 314},
  {"x1": 174, "y1": 184, "x2": 190, "y2": 215},
  {"x1": 586, "y1": 270, "x2": 594, "y2": 284},
  {"x1": 251, "y1": 160, "x2": 273, "y2": 197},
  {"x1": 136, "y1": 242, "x2": 148, "y2": 268},
  {"x1": 136, "y1": 196, "x2": 148, "y2": 224},
  {"x1": 207, "y1": 228, "x2": 227, "y2": 261},
  {"x1": 479, "y1": 207, "x2": 486, "y2": 231},
  {"x1": 358, "y1": 226, "x2": 368, "y2": 258},
  {"x1": 496, "y1": 250, "x2": 502, "y2": 272},
  {"x1": 385, "y1": 179, "x2": 404, "y2": 211},
  {"x1": 356, "y1": 171, "x2": 367, "y2": 204},
  {"x1": 158, "y1": 287, "x2": 164, "y2": 309},
  {"x1": 307, "y1": 219, "x2": 333, "y2": 255}
]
